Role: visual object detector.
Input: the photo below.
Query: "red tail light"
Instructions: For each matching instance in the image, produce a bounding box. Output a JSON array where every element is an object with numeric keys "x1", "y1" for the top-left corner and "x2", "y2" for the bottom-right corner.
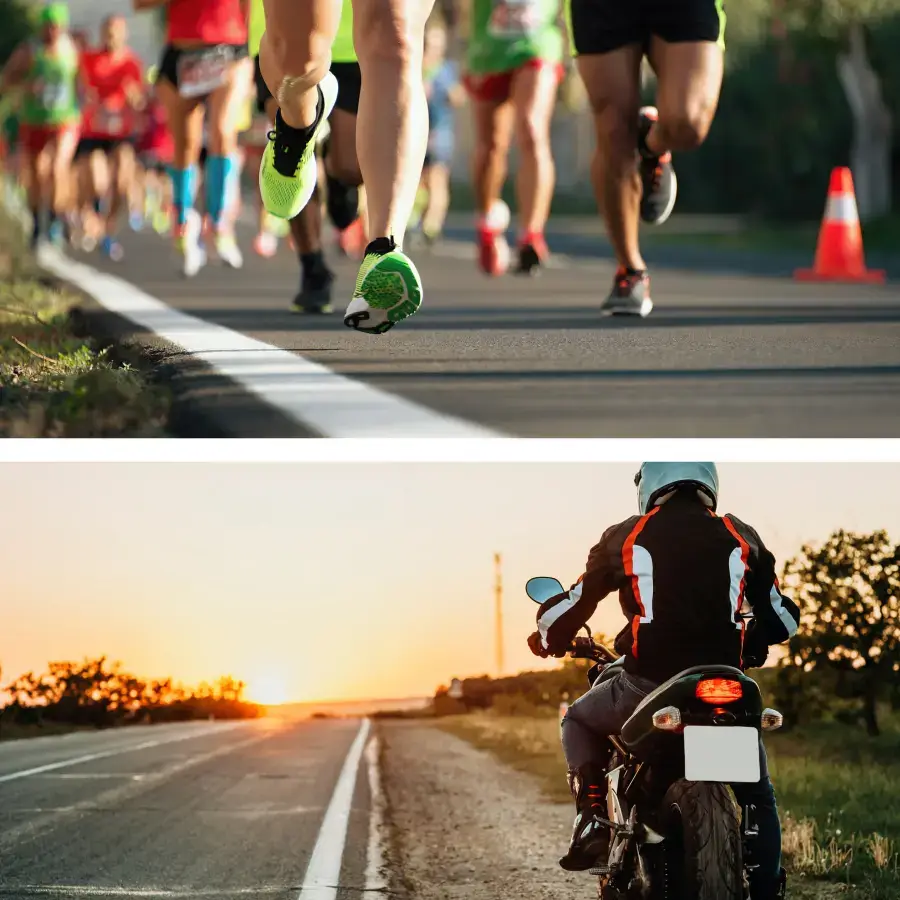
[{"x1": 696, "y1": 678, "x2": 743, "y2": 704}]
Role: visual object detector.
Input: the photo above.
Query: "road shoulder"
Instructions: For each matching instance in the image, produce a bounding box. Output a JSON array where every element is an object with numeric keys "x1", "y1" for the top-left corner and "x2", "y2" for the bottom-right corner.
[{"x1": 378, "y1": 719, "x2": 582, "y2": 900}]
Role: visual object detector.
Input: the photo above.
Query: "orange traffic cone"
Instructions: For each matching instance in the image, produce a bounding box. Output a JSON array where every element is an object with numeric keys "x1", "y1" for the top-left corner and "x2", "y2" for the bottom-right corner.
[{"x1": 795, "y1": 167, "x2": 885, "y2": 284}]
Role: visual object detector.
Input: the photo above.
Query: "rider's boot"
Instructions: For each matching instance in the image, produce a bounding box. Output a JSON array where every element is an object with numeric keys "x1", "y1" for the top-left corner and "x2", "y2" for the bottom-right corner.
[
  {"x1": 559, "y1": 762, "x2": 612, "y2": 872},
  {"x1": 750, "y1": 867, "x2": 787, "y2": 900}
]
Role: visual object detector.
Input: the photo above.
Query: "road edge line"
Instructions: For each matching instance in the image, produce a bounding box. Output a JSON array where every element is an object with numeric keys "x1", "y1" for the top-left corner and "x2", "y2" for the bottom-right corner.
[
  {"x1": 298, "y1": 718, "x2": 372, "y2": 900},
  {"x1": 0, "y1": 721, "x2": 245, "y2": 784},
  {"x1": 364, "y1": 733, "x2": 387, "y2": 893},
  {"x1": 35, "y1": 246, "x2": 501, "y2": 439}
]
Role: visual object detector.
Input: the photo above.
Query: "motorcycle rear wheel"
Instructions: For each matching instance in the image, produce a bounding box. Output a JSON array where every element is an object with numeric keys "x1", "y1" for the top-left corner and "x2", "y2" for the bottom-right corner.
[{"x1": 662, "y1": 780, "x2": 743, "y2": 900}]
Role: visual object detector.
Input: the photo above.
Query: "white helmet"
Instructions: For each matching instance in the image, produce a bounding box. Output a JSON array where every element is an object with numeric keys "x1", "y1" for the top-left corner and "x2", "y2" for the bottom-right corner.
[{"x1": 635, "y1": 462, "x2": 719, "y2": 515}]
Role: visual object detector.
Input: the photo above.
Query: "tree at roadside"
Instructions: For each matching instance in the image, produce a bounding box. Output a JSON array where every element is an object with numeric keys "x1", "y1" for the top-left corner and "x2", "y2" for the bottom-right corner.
[{"x1": 777, "y1": 529, "x2": 899, "y2": 736}]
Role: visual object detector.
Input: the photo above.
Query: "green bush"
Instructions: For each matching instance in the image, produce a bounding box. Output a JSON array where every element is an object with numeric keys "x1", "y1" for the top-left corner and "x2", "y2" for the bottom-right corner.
[
  {"x1": 669, "y1": 4, "x2": 900, "y2": 219},
  {"x1": 0, "y1": 0, "x2": 35, "y2": 67}
]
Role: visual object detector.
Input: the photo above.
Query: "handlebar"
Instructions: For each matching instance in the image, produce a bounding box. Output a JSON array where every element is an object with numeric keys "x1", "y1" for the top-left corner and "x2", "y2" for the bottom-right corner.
[{"x1": 568, "y1": 635, "x2": 617, "y2": 663}]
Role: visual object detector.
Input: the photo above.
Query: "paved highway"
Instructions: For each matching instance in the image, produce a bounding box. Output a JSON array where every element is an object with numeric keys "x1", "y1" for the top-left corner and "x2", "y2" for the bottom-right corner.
[
  {"x1": 0, "y1": 718, "x2": 378, "y2": 899},
  {"x1": 37, "y1": 221, "x2": 900, "y2": 437}
]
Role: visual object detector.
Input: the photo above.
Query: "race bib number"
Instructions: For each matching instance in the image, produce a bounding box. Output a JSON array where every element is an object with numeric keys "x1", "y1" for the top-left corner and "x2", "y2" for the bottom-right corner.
[
  {"x1": 35, "y1": 80, "x2": 68, "y2": 110},
  {"x1": 177, "y1": 47, "x2": 230, "y2": 98},
  {"x1": 487, "y1": 0, "x2": 540, "y2": 38},
  {"x1": 93, "y1": 108, "x2": 126, "y2": 137}
]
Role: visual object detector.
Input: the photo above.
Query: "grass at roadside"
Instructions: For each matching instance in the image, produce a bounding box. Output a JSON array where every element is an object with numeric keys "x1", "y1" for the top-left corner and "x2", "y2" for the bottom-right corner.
[
  {"x1": 0, "y1": 207, "x2": 170, "y2": 436},
  {"x1": 437, "y1": 712, "x2": 900, "y2": 899},
  {"x1": 643, "y1": 213, "x2": 900, "y2": 258}
]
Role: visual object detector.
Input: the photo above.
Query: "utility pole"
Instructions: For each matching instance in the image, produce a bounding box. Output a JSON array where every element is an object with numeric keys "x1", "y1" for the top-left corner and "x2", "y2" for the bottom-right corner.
[{"x1": 494, "y1": 553, "x2": 504, "y2": 677}]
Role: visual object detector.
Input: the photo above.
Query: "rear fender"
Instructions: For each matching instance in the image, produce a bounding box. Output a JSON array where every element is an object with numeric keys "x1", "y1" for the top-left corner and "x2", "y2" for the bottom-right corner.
[{"x1": 621, "y1": 669, "x2": 763, "y2": 760}]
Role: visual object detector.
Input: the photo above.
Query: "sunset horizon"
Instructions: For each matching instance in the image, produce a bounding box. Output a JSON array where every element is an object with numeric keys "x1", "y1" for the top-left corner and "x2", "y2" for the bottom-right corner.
[{"x1": 3, "y1": 463, "x2": 899, "y2": 708}]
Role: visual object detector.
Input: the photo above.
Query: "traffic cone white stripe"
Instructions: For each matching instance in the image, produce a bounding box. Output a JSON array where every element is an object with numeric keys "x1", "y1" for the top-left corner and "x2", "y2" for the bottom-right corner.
[{"x1": 825, "y1": 192, "x2": 859, "y2": 224}]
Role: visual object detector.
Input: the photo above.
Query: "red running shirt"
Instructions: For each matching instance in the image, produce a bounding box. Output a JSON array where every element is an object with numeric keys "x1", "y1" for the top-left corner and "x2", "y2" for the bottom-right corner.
[
  {"x1": 79, "y1": 49, "x2": 143, "y2": 139},
  {"x1": 166, "y1": 0, "x2": 248, "y2": 46},
  {"x1": 138, "y1": 99, "x2": 174, "y2": 160}
]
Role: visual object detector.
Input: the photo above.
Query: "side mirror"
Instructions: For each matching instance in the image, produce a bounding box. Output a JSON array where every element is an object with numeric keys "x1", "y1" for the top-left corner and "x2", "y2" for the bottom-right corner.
[{"x1": 525, "y1": 576, "x2": 566, "y2": 605}]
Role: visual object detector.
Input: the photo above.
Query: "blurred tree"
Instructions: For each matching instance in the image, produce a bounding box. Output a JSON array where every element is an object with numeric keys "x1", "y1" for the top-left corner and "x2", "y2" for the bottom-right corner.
[
  {"x1": 0, "y1": 0, "x2": 34, "y2": 68},
  {"x1": 779, "y1": 530, "x2": 900, "y2": 736}
]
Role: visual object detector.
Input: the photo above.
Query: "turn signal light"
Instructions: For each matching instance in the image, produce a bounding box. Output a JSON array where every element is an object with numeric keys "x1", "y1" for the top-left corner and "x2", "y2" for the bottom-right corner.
[
  {"x1": 761, "y1": 708, "x2": 784, "y2": 731},
  {"x1": 652, "y1": 706, "x2": 683, "y2": 731},
  {"x1": 696, "y1": 678, "x2": 743, "y2": 704}
]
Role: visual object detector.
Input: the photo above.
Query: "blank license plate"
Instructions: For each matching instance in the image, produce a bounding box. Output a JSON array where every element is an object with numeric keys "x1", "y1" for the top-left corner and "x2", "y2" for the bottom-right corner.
[{"x1": 683, "y1": 726, "x2": 760, "y2": 783}]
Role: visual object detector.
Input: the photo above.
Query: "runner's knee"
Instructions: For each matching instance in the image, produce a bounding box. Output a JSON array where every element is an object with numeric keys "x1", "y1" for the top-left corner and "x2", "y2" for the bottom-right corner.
[
  {"x1": 658, "y1": 100, "x2": 715, "y2": 150},
  {"x1": 594, "y1": 105, "x2": 638, "y2": 169},
  {"x1": 353, "y1": 6, "x2": 418, "y2": 73},
  {"x1": 514, "y1": 113, "x2": 549, "y2": 159},
  {"x1": 328, "y1": 153, "x2": 362, "y2": 187},
  {"x1": 262, "y1": 31, "x2": 331, "y2": 90}
]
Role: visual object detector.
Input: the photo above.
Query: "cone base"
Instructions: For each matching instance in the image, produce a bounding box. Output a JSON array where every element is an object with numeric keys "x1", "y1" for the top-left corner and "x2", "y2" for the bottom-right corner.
[{"x1": 794, "y1": 267, "x2": 886, "y2": 285}]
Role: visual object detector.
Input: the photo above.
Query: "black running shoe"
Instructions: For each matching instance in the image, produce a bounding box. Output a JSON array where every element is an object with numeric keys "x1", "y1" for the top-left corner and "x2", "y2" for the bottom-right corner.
[
  {"x1": 515, "y1": 239, "x2": 547, "y2": 276},
  {"x1": 600, "y1": 268, "x2": 653, "y2": 317},
  {"x1": 292, "y1": 266, "x2": 334, "y2": 314},
  {"x1": 637, "y1": 106, "x2": 677, "y2": 226}
]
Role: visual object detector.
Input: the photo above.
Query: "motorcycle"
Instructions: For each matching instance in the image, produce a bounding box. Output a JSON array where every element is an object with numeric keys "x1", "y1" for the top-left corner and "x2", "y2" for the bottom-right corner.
[{"x1": 526, "y1": 576, "x2": 788, "y2": 900}]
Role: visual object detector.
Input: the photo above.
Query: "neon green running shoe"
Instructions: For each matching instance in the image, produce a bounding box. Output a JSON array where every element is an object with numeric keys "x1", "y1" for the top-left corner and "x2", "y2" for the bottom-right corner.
[
  {"x1": 259, "y1": 71, "x2": 338, "y2": 220},
  {"x1": 343, "y1": 239, "x2": 423, "y2": 334}
]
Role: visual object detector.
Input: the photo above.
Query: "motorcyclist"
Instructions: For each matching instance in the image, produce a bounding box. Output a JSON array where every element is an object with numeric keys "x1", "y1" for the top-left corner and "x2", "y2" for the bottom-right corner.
[{"x1": 527, "y1": 462, "x2": 800, "y2": 900}]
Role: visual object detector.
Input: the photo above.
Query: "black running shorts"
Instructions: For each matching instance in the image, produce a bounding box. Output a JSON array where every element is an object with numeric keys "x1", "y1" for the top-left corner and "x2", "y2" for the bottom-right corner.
[
  {"x1": 330, "y1": 62, "x2": 361, "y2": 116},
  {"x1": 254, "y1": 55, "x2": 273, "y2": 115},
  {"x1": 253, "y1": 58, "x2": 361, "y2": 116},
  {"x1": 568, "y1": 0, "x2": 726, "y2": 56}
]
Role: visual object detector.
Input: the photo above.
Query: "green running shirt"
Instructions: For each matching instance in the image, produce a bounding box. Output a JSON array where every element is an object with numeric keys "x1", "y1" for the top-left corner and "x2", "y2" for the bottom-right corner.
[
  {"x1": 466, "y1": 0, "x2": 563, "y2": 75},
  {"x1": 19, "y1": 38, "x2": 80, "y2": 127}
]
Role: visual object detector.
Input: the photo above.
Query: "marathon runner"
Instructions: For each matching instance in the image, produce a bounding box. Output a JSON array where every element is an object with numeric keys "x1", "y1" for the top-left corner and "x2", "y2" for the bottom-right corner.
[
  {"x1": 136, "y1": 66, "x2": 175, "y2": 235},
  {"x1": 76, "y1": 15, "x2": 145, "y2": 261},
  {"x1": 249, "y1": 0, "x2": 334, "y2": 311},
  {"x1": 0, "y1": 3, "x2": 81, "y2": 248},
  {"x1": 249, "y1": 0, "x2": 366, "y2": 313},
  {"x1": 569, "y1": 0, "x2": 726, "y2": 316},
  {"x1": 257, "y1": 0, "x2": 434, "y2": 334},
  {"x1": 408, "y1": 17, "x2": 463, "y2": 247},
  {"x1": 320, "y1": 0, "x2": 367, "y2": 261},
  {"x1": 134, "y1": 0, "x2": 250, "y2": 276},
  {"x1": 464, "y1": 0, "x2": 563, "y2": 275}
]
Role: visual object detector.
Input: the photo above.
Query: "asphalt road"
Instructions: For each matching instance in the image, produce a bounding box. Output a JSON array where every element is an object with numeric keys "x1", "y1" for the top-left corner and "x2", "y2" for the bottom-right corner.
[
  {"x1": 0, "y1": 718, "x2": 375, "y2": 899},
  {"x1": 42, "y1": 220, "x2": 900, "y2": 437}
]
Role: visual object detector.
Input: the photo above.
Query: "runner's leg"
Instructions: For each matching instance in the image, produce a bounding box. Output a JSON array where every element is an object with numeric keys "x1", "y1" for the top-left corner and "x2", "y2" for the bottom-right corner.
[
  {"x1": 324, "y1": 104, "x2": 365, "y2": 258},
  {"x1": 421, "y1": 160, "x2": 449, "y2": 240},
  {"x1": 341, "y1": 0, "x2": 433, "y2": 333},
  {"x1": 257, "y1": 0, "x2": 341, "y2": 218},
  {"x1": 89, "y1": 147, "x2": 111, "y2": 245},
  {"x1": 206, "y1": 57, "x2": 252, "y2": 267},
  {"x1": 49, "y1": 127, "x2": 78, "y2": 241},
  {"x1": 638, "y1": 37, "x2": 722, "y2": 223},
  {"x1": 157, "y1": 74, "x2": 206, "y2": 274},
  {"x1": 263, "y1": 94, "x2": 333, "y2": 311},
  {"x1": 106, "y1": 142, "x2": 136, "y2": 257},
  {"x1": 23, "y1": 141, "x2": 43, "y2": 246},
  {"x1": 471, "y1": 86, "x2": 514, "y2": 276},
  {"x1": 510, "y1": 61, "x2": 558, "y2": 271}
]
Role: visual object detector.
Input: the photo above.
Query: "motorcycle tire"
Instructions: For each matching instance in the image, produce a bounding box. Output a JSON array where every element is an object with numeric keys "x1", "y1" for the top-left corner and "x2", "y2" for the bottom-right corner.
[{"x1": 663, "y1": 780, "x2": 742, "y2": 900}]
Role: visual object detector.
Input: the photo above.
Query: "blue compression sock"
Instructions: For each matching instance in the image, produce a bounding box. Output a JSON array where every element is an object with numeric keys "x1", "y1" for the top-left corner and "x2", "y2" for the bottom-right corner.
[
  {"x1": 169, "y1": 166, "x2": 197, "y2": 226},
  {"x1": 205, "y1": 154, "x2": 236, "y2": 229}
]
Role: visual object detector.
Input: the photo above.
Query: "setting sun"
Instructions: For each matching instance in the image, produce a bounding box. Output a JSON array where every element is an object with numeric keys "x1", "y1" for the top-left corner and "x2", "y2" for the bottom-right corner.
[{"x1": 245, "y1": 673, "x2": 290, "y2": 706}]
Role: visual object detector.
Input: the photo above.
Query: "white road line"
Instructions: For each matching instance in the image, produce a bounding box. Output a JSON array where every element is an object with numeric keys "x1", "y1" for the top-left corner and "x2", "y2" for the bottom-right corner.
[
  {"x1": 4, "y1": 887, "x2": 288, "y2": 897},
  {"x1": 36, "y1": 246, "x2": 500, "y2": 439},
  {"x1": 0, "y1": 723, "x2": 243, "y2": 785},
  {"x1": 364, "y1": 735, "x2": 387, "y2": 893},
  {"x1": 298, "y1": 718, "x2": 371, "y2": 900}
]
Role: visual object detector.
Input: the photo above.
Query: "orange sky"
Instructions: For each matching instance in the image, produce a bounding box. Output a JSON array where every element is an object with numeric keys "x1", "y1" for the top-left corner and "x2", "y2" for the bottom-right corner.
[{"x1": 1, "y1": 463, "x2": 898, "y2": 704}]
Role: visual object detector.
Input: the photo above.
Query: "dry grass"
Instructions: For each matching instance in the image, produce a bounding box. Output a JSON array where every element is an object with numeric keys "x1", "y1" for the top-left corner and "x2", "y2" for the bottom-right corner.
[
  {"x1": 437, "y1": 711, "x2": 900, "y2": 899},
  {"x1": 0, "y1": 207, "x2": 170, "y2": 436}
]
